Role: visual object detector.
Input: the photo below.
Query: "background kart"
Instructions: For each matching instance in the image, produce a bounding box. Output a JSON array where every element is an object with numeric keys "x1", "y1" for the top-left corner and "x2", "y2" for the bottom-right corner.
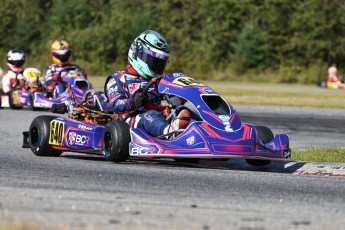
[
  {"x1": 318, "y1": 76, "x2": 345, "y2": 89},
  {"x1": 23, "y1": 73, "x2": 291, "y2": 166},
  {"x1": 0, "y1": 68, "x2": 43, "y2": 109},
  {"x1": 1, "y1": 66, "x2": 95, "y2": 110}
]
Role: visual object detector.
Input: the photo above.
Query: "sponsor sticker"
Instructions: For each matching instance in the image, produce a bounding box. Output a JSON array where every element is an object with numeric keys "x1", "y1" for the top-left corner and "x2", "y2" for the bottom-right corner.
[
  {"x1": 173, "y1": 73, "x2": 186, "y2": 78},
  {"x1": 106, "y1": 78, "x2": 117, "y2": 90},
  {"x1": 67, "y1": 130, "x2": 90, "y2": 146},
  {"x1": 78, "y1": 124, "x2": 93, "y2": 131},
  {"x1": 128, "y1": 83, "x2": 141, "y2": 94},
  {"x1": 107, "y1": 85, "x2": 118, "y2": 94},
  {"x1": 131, "y1": 147, "x2": 149, "y2": 155},
  {"x1": 186, "y1": 136, "x2": 195, "y2": 145}
]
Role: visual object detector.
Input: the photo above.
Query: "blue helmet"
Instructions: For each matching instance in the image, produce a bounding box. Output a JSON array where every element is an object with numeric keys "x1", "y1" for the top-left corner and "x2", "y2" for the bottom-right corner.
[{"x1": 128, "y1": 30, "x2": 170, "y2": 79}]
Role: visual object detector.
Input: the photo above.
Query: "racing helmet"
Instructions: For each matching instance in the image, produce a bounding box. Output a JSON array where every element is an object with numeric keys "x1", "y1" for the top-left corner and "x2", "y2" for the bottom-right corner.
[
  {"x1": 128, "y1": 30, "x2": 170, "y2": 79},
  {"x1": 51, "y1": 40, "x2": 71, "y2": 65},
  {"x1": 7, "y1": 49, "x2": 25, "y2": 73},
  {"x1": 24, "y1": 67, "x2": 42, "y2": 88},
  {"x1": 328, "y1": 66, "x2": 337, "y2": 76}
]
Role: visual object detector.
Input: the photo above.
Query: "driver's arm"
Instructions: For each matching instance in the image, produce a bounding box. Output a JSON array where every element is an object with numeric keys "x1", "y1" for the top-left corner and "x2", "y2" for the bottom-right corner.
[
  {"x1": 105, "y1": 74, "x2": 133, "y2": 113},
  {"x1": 44, "y1": 66, "x2": 60, "y2": 86}
]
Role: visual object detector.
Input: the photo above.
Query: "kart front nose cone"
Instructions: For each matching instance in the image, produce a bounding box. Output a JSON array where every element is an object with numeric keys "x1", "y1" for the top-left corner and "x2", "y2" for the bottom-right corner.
[{"x1": 283, "y1": 148, "x2": 291, "y2": 158}]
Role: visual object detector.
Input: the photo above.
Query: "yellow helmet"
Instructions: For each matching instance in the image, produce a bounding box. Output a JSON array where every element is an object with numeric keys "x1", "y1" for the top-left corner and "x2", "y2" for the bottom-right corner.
[{"x1": 51, "y1": 40, "x2": 71, "y2": 65}]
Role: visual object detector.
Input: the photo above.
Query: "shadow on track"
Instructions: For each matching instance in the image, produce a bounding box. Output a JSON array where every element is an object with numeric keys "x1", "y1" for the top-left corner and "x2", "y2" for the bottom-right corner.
[{"x1": 61, "y1": 152, "x2": 305, "y2": 175}]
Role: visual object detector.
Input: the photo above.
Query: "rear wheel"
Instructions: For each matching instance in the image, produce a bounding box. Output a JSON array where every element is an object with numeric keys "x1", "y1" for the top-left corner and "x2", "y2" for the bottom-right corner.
[
  {"x1": 29, "y1": 115, "x2": 62, "y2": 157},
  {"x1": 246, "y1": 126, "x2": 273, "y2": 166},
  {"x1": 102, "y1": 120, "x2": 130, "y2": 162}
]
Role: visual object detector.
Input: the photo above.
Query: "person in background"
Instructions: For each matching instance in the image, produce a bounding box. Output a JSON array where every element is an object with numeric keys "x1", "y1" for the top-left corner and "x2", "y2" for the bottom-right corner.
[
  {"x1": 1, "y1": 49, "x2": 28, "y2": 94},
  {"x1": 44, "y1": 40, "x2": 87, "y2": 97},
  {"x1": 326, "y1": 66, "x2": 344, "y2": 89},
  {"x1": 104, "y1": 30, "x2": 190, "y2": 138}
]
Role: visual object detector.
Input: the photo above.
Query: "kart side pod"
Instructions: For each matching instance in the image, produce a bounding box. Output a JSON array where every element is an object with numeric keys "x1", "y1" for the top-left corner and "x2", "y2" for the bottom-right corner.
[{"x1": 22, "y1": 116, "x2": 131, "y2": 163}]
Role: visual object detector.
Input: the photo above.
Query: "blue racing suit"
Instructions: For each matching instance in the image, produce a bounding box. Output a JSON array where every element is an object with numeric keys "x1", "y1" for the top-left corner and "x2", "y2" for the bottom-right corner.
[
  {"x1": 44, "y1": 63, "x2": 85, "y2": 97},
  {"x1": 104, "y1": 64, "x2": 169, "y2": 137}
]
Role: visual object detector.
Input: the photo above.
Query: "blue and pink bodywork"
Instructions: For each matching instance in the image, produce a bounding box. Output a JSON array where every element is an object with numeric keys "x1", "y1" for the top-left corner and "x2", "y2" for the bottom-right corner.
[
  {"x1": 128, "y1": 73, "x2": 290, "y2": 160},
  {"x1": 48, "y1": 73, "x2": 290, "y2": 161}
]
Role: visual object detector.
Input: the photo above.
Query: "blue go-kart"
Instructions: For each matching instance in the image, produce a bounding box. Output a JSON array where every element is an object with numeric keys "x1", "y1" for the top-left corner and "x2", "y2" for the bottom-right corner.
[{"x1": 23, "y1": 73, "x2": 291, "y2": 166}]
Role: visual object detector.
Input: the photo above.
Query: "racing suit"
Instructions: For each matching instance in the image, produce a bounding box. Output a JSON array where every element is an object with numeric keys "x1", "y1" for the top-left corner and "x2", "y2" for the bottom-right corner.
[
  {"x1": 44, "y1": 63, "x2": 86, "y2": 97},
  {"x1": 326, "y1": 75, "x2": 344, "y2": 89},
  {"x1": 104, "y1": 64, "x2": 169, "y2": 137},
  {"x1": 1, "y1": 70, "x2": 29, "y2": 93}
]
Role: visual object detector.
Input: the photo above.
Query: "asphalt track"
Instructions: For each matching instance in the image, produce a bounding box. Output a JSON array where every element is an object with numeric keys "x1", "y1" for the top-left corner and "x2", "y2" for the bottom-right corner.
[{"x1": 0, "y1": 106, "x2": 345, "y2": 230}]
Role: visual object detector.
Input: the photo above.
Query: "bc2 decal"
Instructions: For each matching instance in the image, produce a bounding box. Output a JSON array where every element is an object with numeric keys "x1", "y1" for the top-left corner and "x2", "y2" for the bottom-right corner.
[{"x1": 49, "y1": 120, "x2": 64, "y2": 145}]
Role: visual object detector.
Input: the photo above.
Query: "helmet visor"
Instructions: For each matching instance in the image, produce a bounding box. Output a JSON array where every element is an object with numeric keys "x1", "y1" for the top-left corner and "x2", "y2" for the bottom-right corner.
[
  {"x1": 138, "y1": 47, "x2": 169, "y2": 75},
  {"x1": 52, "y1": 50, "x2": 71, "y2": 63},
  {"x1": 8, "y1": 59, "x2": 25, "y2": 67}
]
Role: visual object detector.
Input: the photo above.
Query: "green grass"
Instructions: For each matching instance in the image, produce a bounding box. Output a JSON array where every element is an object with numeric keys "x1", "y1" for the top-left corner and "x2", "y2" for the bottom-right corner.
[
  {"x1": 89, "y1": 77, "x2": 345, "y2": 109},
  {"x1": 292, "y1": 148, "x2": 345, "y2": 163},
  {"x1": 210, "y1": 83, "x2": 345, "y2": 109}
]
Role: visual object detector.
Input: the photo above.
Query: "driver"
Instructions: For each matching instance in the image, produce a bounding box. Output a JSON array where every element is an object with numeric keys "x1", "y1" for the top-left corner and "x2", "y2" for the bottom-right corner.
[
  {"x1": 326, "y1": 66, "x2": 344, "y2": 89},
  {"x1": 44, "y1": 40, "x2": 87, "y2": 98},
  {"x1": 104, "y1": 30, "x2": 190, "y2": 137},
  {"x1": 1, "y1": 49, "x2": 29, "y2": 94}
]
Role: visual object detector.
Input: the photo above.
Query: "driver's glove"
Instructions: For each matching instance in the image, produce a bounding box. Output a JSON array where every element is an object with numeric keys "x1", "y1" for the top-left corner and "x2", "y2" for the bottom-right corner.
[
  {"x1": 52, "y1": 72, "x2": 61, "y2": 82},
  {"x1": 130, "y1": 91, "x2": 148, "y2": 110}
]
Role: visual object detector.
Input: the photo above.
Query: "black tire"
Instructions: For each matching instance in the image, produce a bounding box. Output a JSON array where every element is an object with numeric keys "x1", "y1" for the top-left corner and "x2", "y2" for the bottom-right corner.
[
  {"x1": 28, "y1": 115, "x2": 62, "y2": 157},
  {"x1": 9, "y1": 90, "x2": 23, "y2": 109},
  {"x1": 29, "y1": 92, "x2": 38, "y2": 111},
  {"x1": 0, "y1": 89, "x2": 3, "y2": 109},
  {"x1": 246, "y1": 126, "x2": 273, "y2": 166},
  {"x1": 102, "y1": 120, "x2": 130, "y2": 162}
]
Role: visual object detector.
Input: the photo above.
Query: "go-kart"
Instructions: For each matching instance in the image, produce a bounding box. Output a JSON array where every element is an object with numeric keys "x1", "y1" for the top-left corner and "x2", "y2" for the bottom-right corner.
[
  {"x1": 318, "y1": 76, "x2": 345, "y2": 89},
  {"x1": 22, "y1": 73, "x2": 291, "y2": 166},
  {"x1": 0, "y1": 68, "x2": 43, "y2": 109},
  {"x1": 1, "y1": 66, "x2": 94, "y2": 110}
]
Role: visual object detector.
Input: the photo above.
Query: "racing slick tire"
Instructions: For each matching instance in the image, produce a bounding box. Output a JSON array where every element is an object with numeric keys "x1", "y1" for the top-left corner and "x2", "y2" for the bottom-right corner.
[
  {"x1": 29, "y1": 92, "x2": 38, "y2": 111},
  {"x1": 28, "y1": 115, "x2": 62, "y2": 157},
  {"x1": 102, "y1": 120, "x2": 130, "y2": 163},
  {"x1": 246, "y1": 126, "x2": 273, "y2": 166},
  {"x1": 9, "y1": 90, "x2": 23, "y2": 110}
]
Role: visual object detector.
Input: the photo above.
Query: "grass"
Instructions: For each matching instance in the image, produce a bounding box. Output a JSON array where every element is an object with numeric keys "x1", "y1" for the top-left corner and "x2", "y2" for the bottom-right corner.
[
  {"x1": 210, "y1": 83, "x2": 345, "y2": 109},
  {"x1": 292, "y1": 148, "x2": 345, "y2": 163},
  {"x1": 88, "y1": 77, "x2": 345, "y2": 109},
  {"x1": 0, "y1": 222, "x2": 44, "y2": 230}
]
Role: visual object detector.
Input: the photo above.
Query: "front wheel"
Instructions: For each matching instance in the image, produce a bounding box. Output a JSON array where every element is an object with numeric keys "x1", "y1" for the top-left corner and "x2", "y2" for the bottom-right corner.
[
  {"x1": 28, "y1": 115, "x2": 62, "y2": 157},
  {"x1": 246, "y1": 126, "x2": 273, "y2": 166},
  {"x1": 102, "y1": 120, "x2": 130, "y2": 162}
]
